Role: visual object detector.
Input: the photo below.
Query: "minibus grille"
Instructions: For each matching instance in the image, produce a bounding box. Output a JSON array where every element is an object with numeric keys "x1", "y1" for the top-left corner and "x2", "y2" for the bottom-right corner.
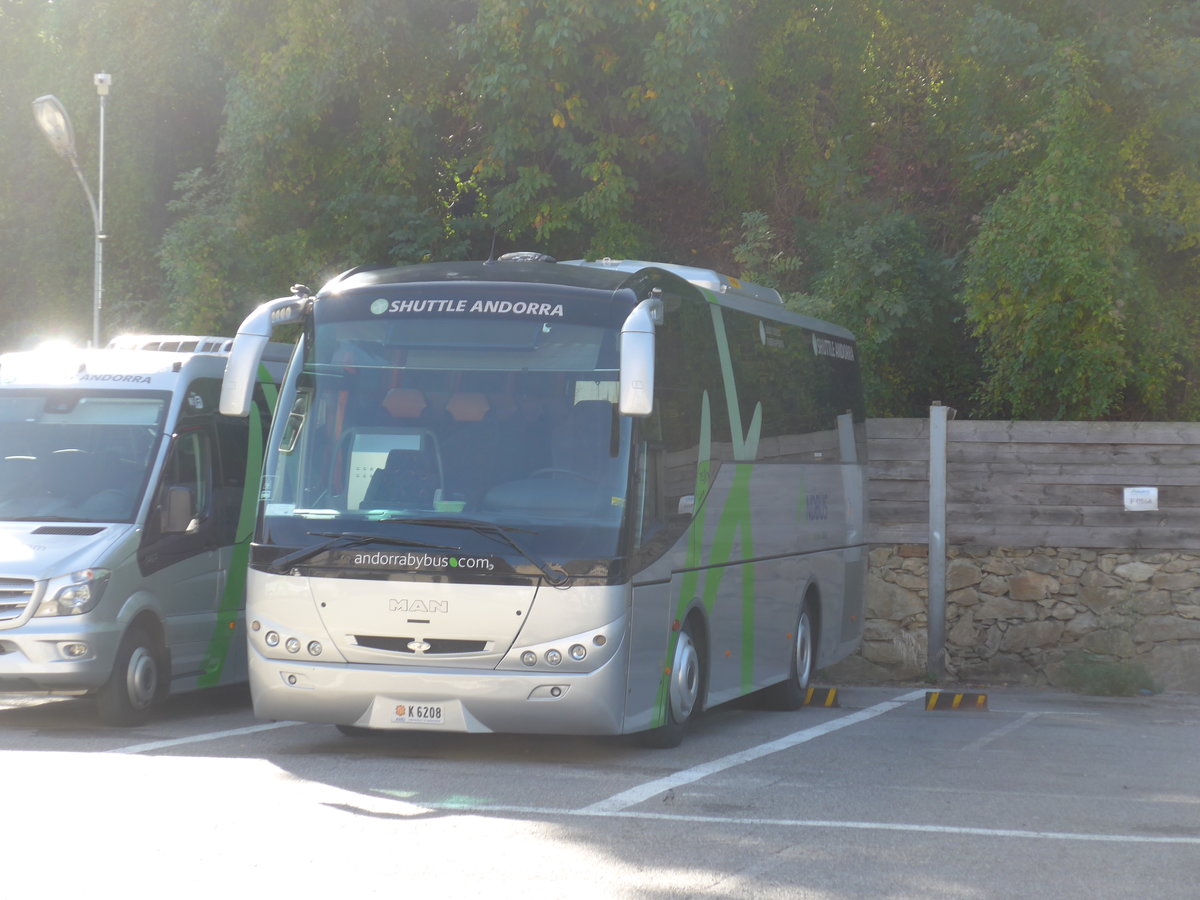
[
  {"x1": 0, "y1": 579, "x2": 35, "y2": 622},
  {"x1": 354, "y1": 635, "x2": 489, "y2": 655}
]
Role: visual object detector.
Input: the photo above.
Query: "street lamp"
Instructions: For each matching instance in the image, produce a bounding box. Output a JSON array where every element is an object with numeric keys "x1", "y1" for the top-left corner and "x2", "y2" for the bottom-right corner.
[{"x1": 33, "y1": 73, "x2": 111, "y2": 347}]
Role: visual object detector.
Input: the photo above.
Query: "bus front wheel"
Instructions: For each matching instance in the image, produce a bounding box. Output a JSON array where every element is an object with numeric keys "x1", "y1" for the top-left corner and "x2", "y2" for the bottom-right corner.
[{"x1": 643, "y1": 620, "x2": 704, "y2": 748}]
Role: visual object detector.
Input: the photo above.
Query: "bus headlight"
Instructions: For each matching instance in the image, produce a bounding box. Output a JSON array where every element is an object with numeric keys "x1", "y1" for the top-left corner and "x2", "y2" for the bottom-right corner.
[{"x1": 35, "y1": 568, "x2": 110, "y2": 617}]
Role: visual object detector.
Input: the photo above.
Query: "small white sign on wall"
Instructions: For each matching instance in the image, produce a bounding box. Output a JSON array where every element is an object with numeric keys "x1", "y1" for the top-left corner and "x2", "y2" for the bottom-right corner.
[{"x1": 1123, "y1": 487, "x2": 1159, "y2": 511}]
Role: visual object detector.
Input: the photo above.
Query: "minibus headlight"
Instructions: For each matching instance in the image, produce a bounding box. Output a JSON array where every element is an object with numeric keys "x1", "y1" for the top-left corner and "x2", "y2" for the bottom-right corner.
[{"x1": 35, "y1": 568, "x2": 111, "y2": 617}]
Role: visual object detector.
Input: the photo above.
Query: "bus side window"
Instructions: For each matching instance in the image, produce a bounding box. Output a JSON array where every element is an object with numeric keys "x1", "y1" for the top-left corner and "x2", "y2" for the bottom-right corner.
[
  {"x1": 213, "y1": 405, "x2": 252, "y2": 545},
  {"x1": 631, "y1": 413, "x2": 683, "y2": 569}
]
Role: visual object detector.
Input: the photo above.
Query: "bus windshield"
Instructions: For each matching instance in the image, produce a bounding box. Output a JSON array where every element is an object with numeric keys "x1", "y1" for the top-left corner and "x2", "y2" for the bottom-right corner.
[
  {"x1": 0, "y1": 391, "x2": 167, "y2": 523},
  {"x1": 259, "y1": 315, "x2": 633, "y2": 573}
]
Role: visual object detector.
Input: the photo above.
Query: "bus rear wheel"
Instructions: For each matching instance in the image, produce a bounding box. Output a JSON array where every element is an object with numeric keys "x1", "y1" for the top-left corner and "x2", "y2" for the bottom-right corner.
[
  {"x1": 643, "y1": 620, "x2": 704, "y2": 748},
  {"x1": 762, "y1": 605, "x2": 814, "y2": 711},
  {"x1": 96, "y1": 625, "x2": 166, "y2": 726}
]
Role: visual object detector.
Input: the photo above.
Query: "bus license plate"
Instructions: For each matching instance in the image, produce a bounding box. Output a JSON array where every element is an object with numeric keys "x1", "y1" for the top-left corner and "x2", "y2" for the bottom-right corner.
[{"x1": 392, "y1": 702, "x2": 444, "y2": 725}]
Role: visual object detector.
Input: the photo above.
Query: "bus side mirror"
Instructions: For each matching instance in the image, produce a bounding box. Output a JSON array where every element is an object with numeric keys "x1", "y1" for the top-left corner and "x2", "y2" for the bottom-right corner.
[
  {"x1": 220, "y1": 294, "x2": 307, "y2": 417},
  {"x1": 619, "y1": 295, "x2": 663, "y2": 417}
]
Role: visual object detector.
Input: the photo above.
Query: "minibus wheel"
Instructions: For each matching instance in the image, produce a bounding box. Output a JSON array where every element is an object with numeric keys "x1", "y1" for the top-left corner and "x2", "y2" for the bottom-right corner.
[{"x1": 96, "y1": 625, "x2": 166, "y2": 726}]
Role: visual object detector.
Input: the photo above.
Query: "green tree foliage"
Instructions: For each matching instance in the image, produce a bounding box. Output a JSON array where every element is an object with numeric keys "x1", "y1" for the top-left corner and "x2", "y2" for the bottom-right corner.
[
  {"x1": 458, "y1": 0, "x2": 735, "y2": 255},
  {"x1": 160, "y1": 0, "x2": 472, "y2": 333},
  {"x1": 1, "y1": 0, "x2": 230, "y2": 344},
  {"x1": 2, "y1": 0, "x2": 1198, "y2": 421},
  {"x1": 959, "y1": 4, "x2": 1200, "y2": 419}
]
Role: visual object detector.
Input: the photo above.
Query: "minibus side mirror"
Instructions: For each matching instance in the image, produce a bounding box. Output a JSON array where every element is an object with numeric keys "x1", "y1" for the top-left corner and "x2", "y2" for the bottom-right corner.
[{"x1": 161, "y1": 485, "x2": 197, "y2": 534}]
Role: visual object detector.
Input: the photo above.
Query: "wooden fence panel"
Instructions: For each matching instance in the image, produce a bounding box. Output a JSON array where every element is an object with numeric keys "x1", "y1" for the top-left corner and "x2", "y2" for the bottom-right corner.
[{"x1": 866, "y1": 418, "x2": 1200, "y2": 550}]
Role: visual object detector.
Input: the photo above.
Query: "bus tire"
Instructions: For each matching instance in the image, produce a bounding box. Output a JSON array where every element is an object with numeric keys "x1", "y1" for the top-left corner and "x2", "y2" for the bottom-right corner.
[
  {"x1": 643, "y1": 619, "x2": 704, "y2": 748},
  {"x1": 762, "y1": 603, "x2": 815, "y2": 711},
  {"x1": 96, "y1": 624, "x2": 166, "y2": 726}
]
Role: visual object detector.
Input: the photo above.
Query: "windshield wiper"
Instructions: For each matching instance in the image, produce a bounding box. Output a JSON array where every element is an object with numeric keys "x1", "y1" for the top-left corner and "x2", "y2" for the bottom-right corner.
[
  {"x1": 267, "y1": 531, "x2": 460, "y2": 573},
  {"x1": 385, "y1": 516, "x2": 569, "y2": 586}
]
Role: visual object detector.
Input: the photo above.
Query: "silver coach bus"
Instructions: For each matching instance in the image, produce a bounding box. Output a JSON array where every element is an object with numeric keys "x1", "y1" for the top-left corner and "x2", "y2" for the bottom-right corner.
[{"x1": 220, "y1": 255, "x2": 866, "y2": 746}]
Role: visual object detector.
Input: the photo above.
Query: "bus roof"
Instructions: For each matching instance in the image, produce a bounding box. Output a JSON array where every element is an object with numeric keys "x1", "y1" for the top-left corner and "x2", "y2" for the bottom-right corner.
[
  {"x1": 318, "y1": 256, "x2": 856, "y2": 342},
  {"x1": 0, "y1": 338, "x2": 231, "y2": 391}
]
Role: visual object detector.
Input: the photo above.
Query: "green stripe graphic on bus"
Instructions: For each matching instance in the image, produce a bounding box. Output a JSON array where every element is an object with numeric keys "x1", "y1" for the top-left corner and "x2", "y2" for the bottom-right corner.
[
  {"x1": 199, "y1": 366, "x2": 277, "y2": 687},
  {"x1": 654, "y1": 303, "x2": 765, "y2": 726}
]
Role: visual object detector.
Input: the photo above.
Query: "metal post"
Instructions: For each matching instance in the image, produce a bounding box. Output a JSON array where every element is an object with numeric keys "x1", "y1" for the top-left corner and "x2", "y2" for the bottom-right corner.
[
  {"x1": 93, "y1": 73, "x2": 111, "y2": 348},
  {"x1": 927, "y1": 402, "x2": 949, "y2": 679},
  {"x1": 31, "y1": 77, "x2": 110, "y2": 348}
]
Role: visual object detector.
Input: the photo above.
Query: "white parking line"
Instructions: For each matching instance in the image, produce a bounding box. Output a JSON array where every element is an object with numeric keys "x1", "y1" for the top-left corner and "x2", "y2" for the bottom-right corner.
[
  {"x1": 963, "y1": 710, "x2": 1041, "y2": 752},
  {"x1": 578, "y1": 688, "x2": 927, "y2": 814},
  {"x1": 422, "y1": 802, "x2": 1200, "y2": 845},
  {"x1": 108, "y1": 720, "x2": 300, "y2": 754}
]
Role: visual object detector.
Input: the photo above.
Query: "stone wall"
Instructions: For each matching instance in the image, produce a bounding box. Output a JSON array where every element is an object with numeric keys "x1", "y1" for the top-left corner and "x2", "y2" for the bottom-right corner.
[{"x1": 825, "y1": 544, "x2": 1200, "y2": 693}]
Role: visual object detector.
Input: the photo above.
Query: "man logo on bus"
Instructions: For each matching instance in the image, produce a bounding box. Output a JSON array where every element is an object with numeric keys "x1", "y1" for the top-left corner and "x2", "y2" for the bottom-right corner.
[{"x1": 390, "y1": 598, "x2": 449, "y2": 613}]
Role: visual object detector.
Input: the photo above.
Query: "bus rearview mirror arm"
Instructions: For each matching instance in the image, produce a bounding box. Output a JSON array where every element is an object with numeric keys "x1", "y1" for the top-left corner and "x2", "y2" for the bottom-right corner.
[
  {"x1": 619, "y1": 292, "x2": 663, "y2": 417},
  {"x1": 219, "y1": 294, "x2": 309, "y2": 417}
]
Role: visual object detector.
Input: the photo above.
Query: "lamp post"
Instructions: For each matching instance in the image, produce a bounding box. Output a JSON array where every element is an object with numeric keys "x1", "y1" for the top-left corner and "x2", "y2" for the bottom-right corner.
[{"x1": 33, "y1": 73, "x2": 111, "y2": 347}]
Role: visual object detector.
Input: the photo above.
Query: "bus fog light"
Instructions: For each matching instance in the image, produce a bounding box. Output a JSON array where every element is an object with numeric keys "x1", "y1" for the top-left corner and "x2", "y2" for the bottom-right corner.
[
  {"x1": 307, "y1": 641, "x2": 323, "y2": 656},
  {"x1": 265, "y1": 631, "x2": 280, "y2": 647},
  {"x1": 569, "y1": 644, "x2": 587, "y2": 661},
  {"x1": 59, "y1": 642, "x2": 89, "y2": 659},
  {"x1": 521, "y1": 651, "x2": 537, "y2": 667},
  {"x1": 592, "y1": 634, "x2": 607, "y2": 647},
  {"x1": 545, "y1": 649, "x2": 562, "y2": 666},
  {"x1": 285, "y1": 637, "x2": 301, "y2": 654}
]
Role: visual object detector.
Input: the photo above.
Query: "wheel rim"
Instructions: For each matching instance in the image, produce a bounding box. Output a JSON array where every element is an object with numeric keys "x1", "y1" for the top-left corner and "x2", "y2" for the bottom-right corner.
[
  {"x1": 794, "y1": 612, "x2": 813, "y2": 690},
  {"x1": 669, "y1": 630, "x2": 701, "y2": 724},
  {"x1": 125, "y1": 646, "x2": 159, "y2": 710}
]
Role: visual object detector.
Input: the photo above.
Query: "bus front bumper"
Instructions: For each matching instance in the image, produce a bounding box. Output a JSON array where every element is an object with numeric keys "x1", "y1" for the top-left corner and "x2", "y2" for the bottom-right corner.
[{"x1": 249, "y1": 637, "x2": 631, "y2": 735}]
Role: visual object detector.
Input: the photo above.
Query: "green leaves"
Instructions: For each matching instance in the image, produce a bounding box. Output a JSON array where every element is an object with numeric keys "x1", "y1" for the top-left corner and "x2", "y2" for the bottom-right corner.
[
  {"x1": 961, "y1": 15, "x2": 1200, "y2": 420},
  {"x1": 458, "y1": 0, "x2": 734, "y2": 249},
  {"x1": 3, "y1": 0, "x2": 1199, "y2": 423}
]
